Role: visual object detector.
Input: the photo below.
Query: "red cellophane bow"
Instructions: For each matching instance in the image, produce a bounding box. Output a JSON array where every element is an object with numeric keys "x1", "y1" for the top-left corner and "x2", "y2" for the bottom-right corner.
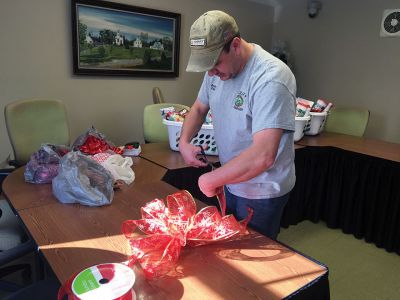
[
  {"x1": 122, "y1": 190, "x2": 253, "y2": 280},
  {"x1": 79, "y1": 135, "x2": 123, "y2": 155}
]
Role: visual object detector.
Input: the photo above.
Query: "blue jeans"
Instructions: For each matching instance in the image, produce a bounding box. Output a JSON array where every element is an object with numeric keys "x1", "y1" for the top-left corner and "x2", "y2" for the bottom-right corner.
[{"x1": 224, "y1": 187, "x2": 290, "y2": 240}]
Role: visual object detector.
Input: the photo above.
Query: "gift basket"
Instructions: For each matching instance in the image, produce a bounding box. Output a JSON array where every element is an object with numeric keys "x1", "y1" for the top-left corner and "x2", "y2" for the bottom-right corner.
[
  {"x1": 295, "y1": 98, "x2": 333, "y2": 140},
  {"x1": 305, "y1": 111, "x2": 328, "y2": 135},
  {"x1": 161, "y1": 107, "x2": 218, "y2": 156},
  {"x1": 294, "y1": 116, "x2": 311, "y2": 142}
]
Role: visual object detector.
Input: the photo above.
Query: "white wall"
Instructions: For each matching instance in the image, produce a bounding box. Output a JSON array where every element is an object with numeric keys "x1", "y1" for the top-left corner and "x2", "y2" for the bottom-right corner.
[
  {"x1": 0, "y1": 0, "x2": 273, "y2": 161},
  {"x1": 274, "y1": 0, "x2": 400, "y2": 143}
]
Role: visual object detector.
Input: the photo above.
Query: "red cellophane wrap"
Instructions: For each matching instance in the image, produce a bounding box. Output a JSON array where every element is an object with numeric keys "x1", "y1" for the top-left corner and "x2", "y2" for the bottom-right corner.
[
  {"x1": 73, "y1": 127, "x2": 123, "y2": 155},
  {"x1": 122, "y1": 190, "x2": 253, "y2": 280},
  {"x1": 79, "y1": 135, "x2": 123, "y2": 155}
]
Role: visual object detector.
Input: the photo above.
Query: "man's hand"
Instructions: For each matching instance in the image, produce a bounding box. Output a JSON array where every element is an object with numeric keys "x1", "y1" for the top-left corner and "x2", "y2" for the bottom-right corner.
[
  {"x1": 178, "y1": 98, "x2": 210, "y2": 167},
  {"x1": 198, "y1": 172, "x2": 223, "y2": 197},
  {"x1": 179, "y1": 142, "x2": 208, "y2": 168}
]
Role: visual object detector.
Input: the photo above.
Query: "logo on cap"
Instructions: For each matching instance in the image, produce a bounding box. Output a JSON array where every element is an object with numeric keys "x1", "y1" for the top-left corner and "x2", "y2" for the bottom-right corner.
[{"x1": 190, "y1": 38, "x2": 206, "y2": 46}]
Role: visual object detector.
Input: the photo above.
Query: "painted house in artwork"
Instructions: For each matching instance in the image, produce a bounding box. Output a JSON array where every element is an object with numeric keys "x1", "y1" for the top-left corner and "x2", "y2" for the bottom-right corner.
[
  {"x1": 85, "y1": 35, "x2": 93, "y2": 45},
  {"x1": 133, "y1": 37, "x2": 142, "y2": 48},
  {"x1": 150, "y1": 41, "x2": 164, "y2": 50},
  {"x1": 115, "y1": 31, "x2": 124, "y2": 46}
]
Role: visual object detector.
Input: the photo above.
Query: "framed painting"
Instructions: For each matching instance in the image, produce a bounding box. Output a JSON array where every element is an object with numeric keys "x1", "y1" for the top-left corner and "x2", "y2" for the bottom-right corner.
[{"x1": 71, "y1": 0, "x2": 181, "y2": 77}]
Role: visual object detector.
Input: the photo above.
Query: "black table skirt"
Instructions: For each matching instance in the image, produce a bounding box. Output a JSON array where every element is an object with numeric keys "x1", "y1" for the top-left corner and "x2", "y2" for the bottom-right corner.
[{"x1": 282, "y1": 146, "x2": 400, "y2": 255}]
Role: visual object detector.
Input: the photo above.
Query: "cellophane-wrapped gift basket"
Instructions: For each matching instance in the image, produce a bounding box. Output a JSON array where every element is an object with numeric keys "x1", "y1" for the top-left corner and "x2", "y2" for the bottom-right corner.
[{"x1": 295, "y1": 98, "x2": 333, "y2": 141}]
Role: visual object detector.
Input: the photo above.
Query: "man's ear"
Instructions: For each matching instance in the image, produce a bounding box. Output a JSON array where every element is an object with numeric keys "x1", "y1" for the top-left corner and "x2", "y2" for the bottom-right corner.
[{"x1": 231, "y1": 37, "x2": 241, "y2": 53}]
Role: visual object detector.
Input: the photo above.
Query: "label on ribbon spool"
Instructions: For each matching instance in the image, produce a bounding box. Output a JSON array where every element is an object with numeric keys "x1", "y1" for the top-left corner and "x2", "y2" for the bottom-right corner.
[{"x1": 71, "y1": 263, "x2": 135, "y2": 300}]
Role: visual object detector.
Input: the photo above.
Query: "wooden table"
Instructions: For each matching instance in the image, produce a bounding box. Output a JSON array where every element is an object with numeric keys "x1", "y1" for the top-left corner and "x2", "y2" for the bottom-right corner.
[
  {"x1": 296, "y1": 132, "x2": 400, "y2": 162},
  {"x1": 3, "y1": 151, "x2": 329, "y2": 299},
  {"x1": 140, "y1": 143, "x2": 219, "y2": 170},
  {"x1": 17, "y1": 181, "x2": 176, "y2": 285}
]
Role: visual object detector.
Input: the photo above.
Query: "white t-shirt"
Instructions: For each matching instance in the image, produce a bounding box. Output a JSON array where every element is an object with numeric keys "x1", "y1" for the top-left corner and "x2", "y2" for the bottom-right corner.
[{"x1": 198, "y1": 44, "x2": 296, "y2": 199}]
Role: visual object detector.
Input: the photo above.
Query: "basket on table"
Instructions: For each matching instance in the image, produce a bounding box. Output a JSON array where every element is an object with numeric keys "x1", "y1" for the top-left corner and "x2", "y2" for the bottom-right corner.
[
  {"x1": 294, "y1": 116, "x2": 311, "y2": 142},
  {"x1": 162, "y1": 119, "x2": 218, "y2": 155},
  {"x1": 304, "y1": 111, "x2": 328, "y2": 135}
]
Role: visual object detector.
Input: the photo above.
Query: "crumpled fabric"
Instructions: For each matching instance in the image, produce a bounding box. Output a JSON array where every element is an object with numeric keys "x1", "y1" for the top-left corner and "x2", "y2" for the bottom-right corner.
[{"x1": 122, "y1": 190, "x2": 253, "y2": 280}]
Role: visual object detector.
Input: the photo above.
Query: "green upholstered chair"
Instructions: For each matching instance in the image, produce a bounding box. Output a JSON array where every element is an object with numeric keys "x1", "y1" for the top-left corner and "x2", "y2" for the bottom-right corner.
[
  {"x1": 143, "y1": 103, "x2": 190, "y2": 143},
  {"x1": 4, "y1": 98, "x2": 70, "y2": 165},
  {"x1": 324, "y1": 107, "x2": 370, "y2": 137},
  {"x1": 1, "y1": 98, "x2": 69, "y2": 292}
]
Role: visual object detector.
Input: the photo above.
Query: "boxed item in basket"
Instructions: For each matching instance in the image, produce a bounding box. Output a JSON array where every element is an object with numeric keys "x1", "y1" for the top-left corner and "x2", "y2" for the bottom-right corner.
[
  {"x1": 162, "y1": 119, "x2": 218, "y2": 155},
  {"x1": 294, "y1": 116, "x2": 310, "y2": 142},
  {"x1": 304, "y1": 112, "x2": 328, "y2": 135}
]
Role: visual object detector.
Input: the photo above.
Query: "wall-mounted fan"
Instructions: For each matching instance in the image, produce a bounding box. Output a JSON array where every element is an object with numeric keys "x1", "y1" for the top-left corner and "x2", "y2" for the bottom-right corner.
[{"x1": 380, "y1": 9, "x2": 400, "y2": 37}]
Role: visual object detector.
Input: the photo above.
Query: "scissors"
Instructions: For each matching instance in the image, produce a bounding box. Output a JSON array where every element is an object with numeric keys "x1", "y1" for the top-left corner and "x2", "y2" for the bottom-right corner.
[{"x1": 199, "y1": 145, "x2": 215, "y2": 170}]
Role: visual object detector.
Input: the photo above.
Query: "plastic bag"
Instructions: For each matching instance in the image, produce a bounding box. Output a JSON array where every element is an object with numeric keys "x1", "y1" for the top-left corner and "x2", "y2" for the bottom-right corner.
[
  {"x1": 52, "y1": 152, "x2": 114, "y2": 206},
  {"x1": 101, "y1": 154, "x2": 135, "y2": 185},
  {"x1": 24, "y1": 144, "x2": 70, "y2": 184}
]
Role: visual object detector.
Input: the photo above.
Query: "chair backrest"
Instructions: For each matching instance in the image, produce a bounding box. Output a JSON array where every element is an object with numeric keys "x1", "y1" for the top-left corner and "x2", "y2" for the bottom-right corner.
[
  {"x1": 143, "y1": 103, "x2": 190, "y2": 143},
  {"x1": 4, "y1": 98, "x2": 70, "y2": 164},
  {"x1": 152, "y1": 87, "x2": 165, "y2": 104},
  {"x1": 324, "y1": 107, "x2": 370, "y2": 137}
]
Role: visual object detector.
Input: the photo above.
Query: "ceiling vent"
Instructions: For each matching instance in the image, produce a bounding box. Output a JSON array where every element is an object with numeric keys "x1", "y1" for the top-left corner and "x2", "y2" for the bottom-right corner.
[{"x1": 380, "y1": 9, "x2": 400, "y2": 37}]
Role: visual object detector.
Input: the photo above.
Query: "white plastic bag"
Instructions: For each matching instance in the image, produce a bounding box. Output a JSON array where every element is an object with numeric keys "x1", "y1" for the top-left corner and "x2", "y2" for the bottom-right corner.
[{"x1": 101, "y1": 155, "x2": 135, "y2": 185}]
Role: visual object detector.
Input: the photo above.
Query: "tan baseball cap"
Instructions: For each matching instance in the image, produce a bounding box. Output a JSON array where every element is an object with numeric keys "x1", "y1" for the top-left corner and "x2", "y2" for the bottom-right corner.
[{"x1": 186, "y1": 10, "x2": 239, "y2": 72}]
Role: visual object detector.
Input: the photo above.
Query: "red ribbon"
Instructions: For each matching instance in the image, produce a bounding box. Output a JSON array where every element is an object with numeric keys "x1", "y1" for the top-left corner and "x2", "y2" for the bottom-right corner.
[
  {"x1": 122, "y1": 190, "x2": 253, "y2": 280},
  {"x1": 79, "y1": 136, "x2": 123, "y2": 155}
]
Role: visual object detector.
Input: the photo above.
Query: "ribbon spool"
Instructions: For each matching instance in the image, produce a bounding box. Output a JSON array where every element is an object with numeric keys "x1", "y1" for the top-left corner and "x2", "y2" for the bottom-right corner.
[{"x1": 58, "y1": 263, "x2": 136, "y2": 300}]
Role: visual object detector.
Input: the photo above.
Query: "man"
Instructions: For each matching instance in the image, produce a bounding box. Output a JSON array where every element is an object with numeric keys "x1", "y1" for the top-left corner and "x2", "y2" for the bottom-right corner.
[{"x1": 179, "y1": 10, "x2": 296, "y2": 239}]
